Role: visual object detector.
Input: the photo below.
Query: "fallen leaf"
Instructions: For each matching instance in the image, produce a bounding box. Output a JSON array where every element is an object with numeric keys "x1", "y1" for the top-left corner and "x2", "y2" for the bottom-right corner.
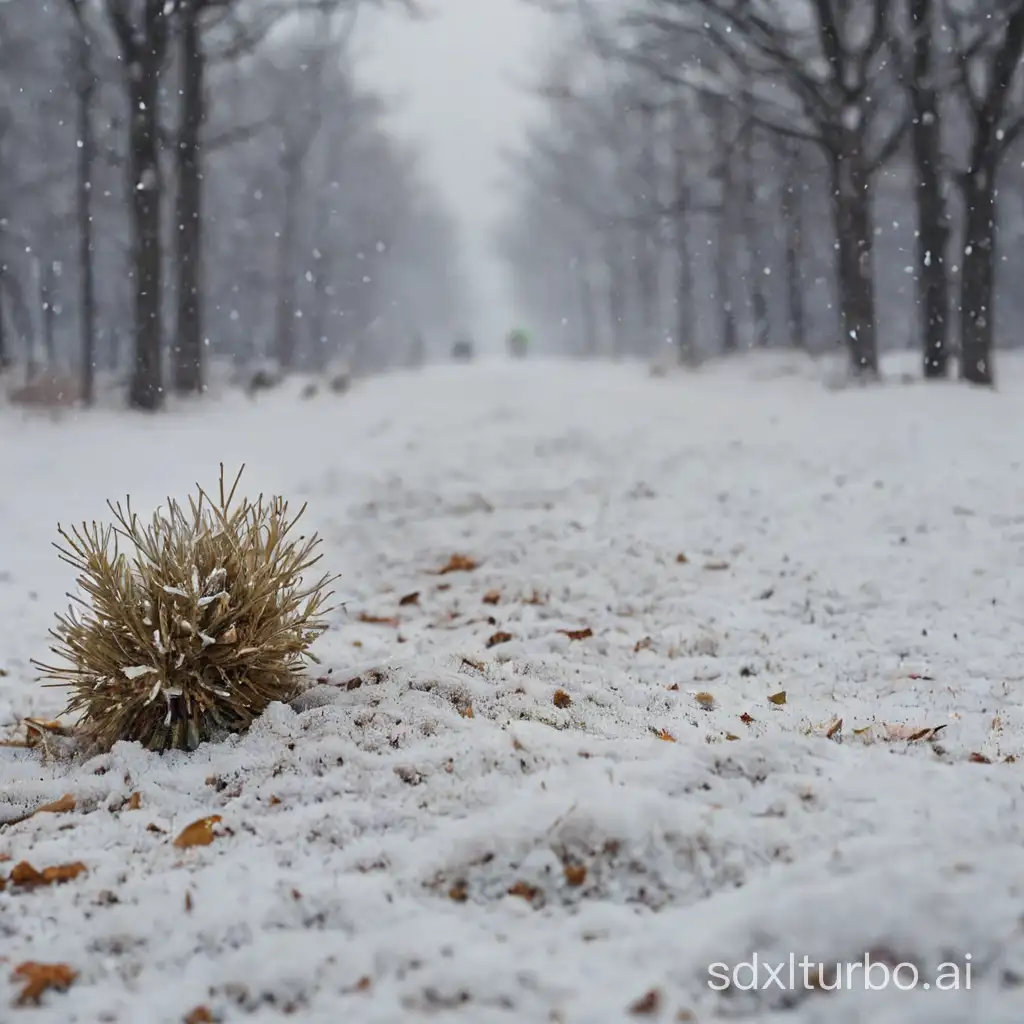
[
  {"x1": 969, "y1": 751, "x2": 992, "y2": 764},
  {"x1": 460, "y1": 704, "x2": 474, "y2": 719},
  {"x1": 184, "y1": 1007, "x2": 215, "y2": 1024},
  {"x1": 6, "y1": 861, "x2": 87, "y2": 889},
  {"x1": 693, "y1": 691, "x2": 715, "y2": 709},
  {"x1": 666, "y1": 683, "x2": 679, "y2": 691},
  {"x1": 740, "y1": 712, "x2": 755, "y2": 724},
  {"x1": 486, "y1": 631, "x2": 514, "y2": 647},
  {"x1": 703, "y1": 559, "x2": 730, "y2": 571},
  {"x1": 268, "y1": 795, "x2": 281, "y2": 806},
  {"x1": 675, "y1": 553, "x2": 689, "y2": 564},
  {"x1": 184, "y1": 890, "x2": 193, "y2": 913},
  {"x1": 652, "y1": 728, "x2": 676, "y2": 742},
  {"x1": 767, "y1": 691, "x2": 787, "y2": 706},
  {"x1": 907, "y1": 673, "x2": 934, "y2": 681},
  {"x1": 629, "y1": 988, "x2": 662, "y2": 1016},
  {"x1": 357, "y1": 612, "x2": 399, "y2": 627},
  {"x1": 725, "y1": 733, "x2": 740, "y2": 741},
  {"x1": 522, "y1": 589, "x2": 547, "y2": 605},
  {"x1": 448, "y1": 880, "x2": 468, "y2": 902},
  {"x1": 125, "y1": 792, "x2": 142, "y2": 811},
  {"x1": 460, "y1": 656, "x2": 486, "y2": 673},
  {"x1": 173, "y1": 815, "x2": 222, "y2": 849},
  {"x1": 634, "y1": 636, "x2": 654, "y2": 653},
  {"x1": 563, "y1": 864, "x2": 587, "y2": 886},
  {"x1": 553, "y1": 689, "x2": 572, "y2": 709},
  {"x1": 559, "y1": 627, "x2": 593, "y2": 641},
  {"x1": 11, "y1": 961, "x2": 78, "y2": 1006},
  {"x1": 826, "y1": 717, "x2": 843, "y2": 740},
  {"x1": 508, "y1": 880, "x2": 540, "y2": 901},
  {"x1": 482, "y1": 590, "x2": 501, "y2": 605},
  {"x1": 347, "y1": 976, "x2": 372, "y2": 993},
  {"x1": 884, "y1": 723, "x2": 947, "y2": 742},
  {"x1": 399, "y1": 591, "x2": 420, "y2": 606},
  {"x1": 436, "y1": 553, "x2": 478, "y2": 575}
]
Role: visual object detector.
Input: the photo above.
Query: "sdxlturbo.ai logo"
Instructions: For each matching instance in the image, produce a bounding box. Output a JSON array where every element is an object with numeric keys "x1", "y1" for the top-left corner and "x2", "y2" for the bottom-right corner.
[{"x1": 707, "y1": 952, "x2": 972, "y2": 992}]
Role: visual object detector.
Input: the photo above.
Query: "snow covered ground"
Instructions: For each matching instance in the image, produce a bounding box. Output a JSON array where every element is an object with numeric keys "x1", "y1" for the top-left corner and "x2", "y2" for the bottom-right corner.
[{"x1": 3, "y1": 354, "x2": 1024, "y2": 1023}]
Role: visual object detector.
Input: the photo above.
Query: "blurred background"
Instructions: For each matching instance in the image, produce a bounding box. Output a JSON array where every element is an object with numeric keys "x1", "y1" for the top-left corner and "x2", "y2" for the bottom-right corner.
[{"x1": 0, "y1": 0, "x2": 1022, "y2": 406}]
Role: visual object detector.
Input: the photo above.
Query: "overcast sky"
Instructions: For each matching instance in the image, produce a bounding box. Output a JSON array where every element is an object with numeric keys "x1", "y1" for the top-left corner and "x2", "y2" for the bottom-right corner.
[{"x1": 357, "y1": 0, "x2": 548, "y2": 350}]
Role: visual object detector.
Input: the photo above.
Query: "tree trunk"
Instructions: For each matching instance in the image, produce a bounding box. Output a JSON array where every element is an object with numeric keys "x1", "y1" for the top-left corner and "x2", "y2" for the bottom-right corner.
[
  {"x1": 673, "y1": 185, "x2": 696, "y2": 366},
  {"x1": 75, "y1": 26, "x2": 97, "y2": 405},
  {"x1": 127, "y1": 51, "x2": 164, "y2": 409},
  {"x1": 40, "y1": 258, "x2": 56, "y2": 369},
  {"x1": 274, "y1": 158, "x2": 301, "y2": 370},
  {"x1": 780, "y1": 141, "x2": 807, "y2": 351},
  {"x1": 829, "y1": 128, "x2": 878, "y2": 376},
  {"x1": 0, "y1": 253, "x2": 8, "y2": 373},
  {"x1": 173, "y1": 0, "x2": 205, "y2": 394},
  {"x1": 576, "y1": 257, "x2": 598, "y2": 357},
  {"x1": 909, "y1": 0, "x2": 951, "y2": 379},
  {"x1": 604, "y1": 240, "x2": 627, "y2": 357},
  {"x1": 712, "y1": 108, "x2": 738, "y2": 355},
  {"x1": 958, "y1": 163, "x2": 998, "y2": 385},
  {"x1": 739, "y1": 123, "x2": 770, "y2": 348}
]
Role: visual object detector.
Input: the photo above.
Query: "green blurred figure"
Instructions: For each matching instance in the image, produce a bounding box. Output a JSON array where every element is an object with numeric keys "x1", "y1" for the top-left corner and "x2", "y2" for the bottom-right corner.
[{"x1": 507, "y1": 327, "x2": 530, "y2": 359}]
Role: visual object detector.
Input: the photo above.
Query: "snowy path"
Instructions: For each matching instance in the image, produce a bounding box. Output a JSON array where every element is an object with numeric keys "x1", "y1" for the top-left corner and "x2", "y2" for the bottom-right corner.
[{"x1": 3, "y1": 357, "x2": 1024, "y2": 1022}]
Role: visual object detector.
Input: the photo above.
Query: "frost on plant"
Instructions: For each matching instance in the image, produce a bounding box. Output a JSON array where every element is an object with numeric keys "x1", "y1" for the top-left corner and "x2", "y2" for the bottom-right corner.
[{"x1": 34, "y1": 466, "x2": 337, "y2": 754}]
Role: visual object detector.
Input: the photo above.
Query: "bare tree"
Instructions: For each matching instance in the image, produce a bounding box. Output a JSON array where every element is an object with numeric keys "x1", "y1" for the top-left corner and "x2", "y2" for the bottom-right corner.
[{"x1": 946, "y1": 0, "x2": 1024, "y2": 385}]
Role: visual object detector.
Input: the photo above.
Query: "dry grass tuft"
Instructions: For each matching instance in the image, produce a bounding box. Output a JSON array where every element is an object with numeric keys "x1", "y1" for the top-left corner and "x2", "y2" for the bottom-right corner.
[{"x1": 33, "y1": 466, "x2": 337, "y2": 754}]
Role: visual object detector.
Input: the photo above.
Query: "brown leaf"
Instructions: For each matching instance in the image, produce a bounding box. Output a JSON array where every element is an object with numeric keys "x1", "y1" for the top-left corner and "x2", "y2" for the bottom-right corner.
[
  {"x1": 563, "y1": 864, "x2": 587, "y2": 887},
  {"x1": 884, "y1": 723, "x2": 946, "y2": 742},
  {"x1": 553, "y1": 689, "x2": 573, "y2": 709},
  {"x1": 448, "y1": 880, "x2": 468, "y2": 902},
  {"x1": 969, "y1": 751, "x2": 992, "y2": 764},
  {"x1": 826, "y1": 717, "x2": 843, "y2": 740},
  {"x1": 559, "y1": 627, "x2": 593, "y2": 641},
  {"x1": 522, "y1": 589, "x2": 547, "y2": 605},
  {"x1": 345, "y1": 976, "x2": 372, "y2": 994},
  {"x1": 666, "y1": 682, "x2": 679, "y2": 691},
  {"x1": 652, "y1": 728, "x2": 676, "y2": 742},
  {"x1": 184, "y1": 1007, "x2": 215, "y2": 1024},
  {"x1": 634, "y1": 636, "x2": 654, "y2": 653},
  {"x1": 399, "y1": 591, "x2": 420, "y2": 606},
  {"x1": 740, "y1": 712, "x2": 755, "y2": 724},
  {"x1": 675, "y1": 553, "x2": 689, "y2": 564},
  {"x1": 486, "y1": 631, "x2": 514, "y2": 648},
  {"x1": 508, "y1": 880, "x2": 540, "y2": 901},
  {"x1": 767, "y1": 691, "x2": 787, "y2": 706},
  {"x1": 694, "y1": 691, "x2": 715, "y2": 709},
  {"x1": 7, "y1": 861, "x2": 87, "y2": 889},
  {"x1": 482, "y1": 589, "x2": 501, "y2": 605},
  {"x1": 628, "y1": 988, "x2": 662, "y2": 1016},
  {"x1": 436, "y1": 553, "x2": 478, "y2": 575},
  {"x1": 173, "y1": 815, "x2": 223, "y2": 849},
  {"x1": 460, "y1": 704, "x2": 475, "y2": 719},
  {"x1": 11, "y1": 961, "x2": 78, "y2": 1006},
  {"x1": 125, "y1": 792, "x2": 142, "y2": 811},
  {"x1": 184, "y1": 889, "x2": 194, "y2": 913},
  {"x1": 357, "y1": 612, "x2": 399, "y2": 627}
]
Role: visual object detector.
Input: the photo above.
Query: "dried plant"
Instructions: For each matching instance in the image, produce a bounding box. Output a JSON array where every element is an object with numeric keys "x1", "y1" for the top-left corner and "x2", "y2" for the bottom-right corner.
[{"x1": 33, "y1": 466, "x2": 337, "y2": 754}]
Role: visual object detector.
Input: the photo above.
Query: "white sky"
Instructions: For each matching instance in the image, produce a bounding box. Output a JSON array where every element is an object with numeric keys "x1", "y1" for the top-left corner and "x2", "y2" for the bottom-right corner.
[{"x1": 356, "y1": 0, "x2": 548, "y2": 350}]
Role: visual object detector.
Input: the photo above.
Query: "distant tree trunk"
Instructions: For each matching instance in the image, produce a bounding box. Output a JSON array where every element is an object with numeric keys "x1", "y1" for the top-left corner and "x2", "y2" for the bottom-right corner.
[
  {"x1": 672, "y1": 186, "x2": 696, "y2": 365},
  {"x1": 173, "y1": 0, "x2": 205, "y2": 394},
  {"x1": 829, "y1": 121, "x2": 878, "y2": 376},
  {"x1": 780, "y1": 141, "x2": 807, "y2": 351},
  {"x1": 739, "y1": 121, "x2": 770, "y2": 349},
  {"x1": 604, "y1": 238, "x2": 628, "y2": 357},
  {"x1": 575, "y1": 255, "x2": 598, "y2": 356},
  {"x1": 958, "y1": 158, "x2": 999, "y2": 385},
  {"x1": 274, "y1": 156, "x2": 301, "y2": 370},
  {"x1": 75, "y1": 25, "x2": 97, "y2": 405},
  {"x1": 39, "y1": 258, "x2": 56, "y2": 369},
  {"x1": 711, "y1": 102, "x2": 738, "y2": 355},
  {"x1": 908, "y1": 0, "x2": 950, "y2": 379},
  {"x1": 635, "y1": 101, "x2": 659, "y2": 356},
  {"x1": 0, "y1": 253, "x2": 8, "y2": 372}
]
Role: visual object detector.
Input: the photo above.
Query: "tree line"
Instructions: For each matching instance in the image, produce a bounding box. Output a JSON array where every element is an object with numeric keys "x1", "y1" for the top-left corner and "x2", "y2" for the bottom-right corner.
[
  {"x1": 499, "y1": 0, "x2": 1024, "y2": 385},
  {"x1": 0, "y1": 0, "x2": 465, "y2": 409}
]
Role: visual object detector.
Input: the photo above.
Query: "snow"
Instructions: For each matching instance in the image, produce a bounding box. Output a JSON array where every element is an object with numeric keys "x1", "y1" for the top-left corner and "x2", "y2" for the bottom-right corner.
[{"x1": 3, "y1": 353, "x2": 1024, "y2": 1022}]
